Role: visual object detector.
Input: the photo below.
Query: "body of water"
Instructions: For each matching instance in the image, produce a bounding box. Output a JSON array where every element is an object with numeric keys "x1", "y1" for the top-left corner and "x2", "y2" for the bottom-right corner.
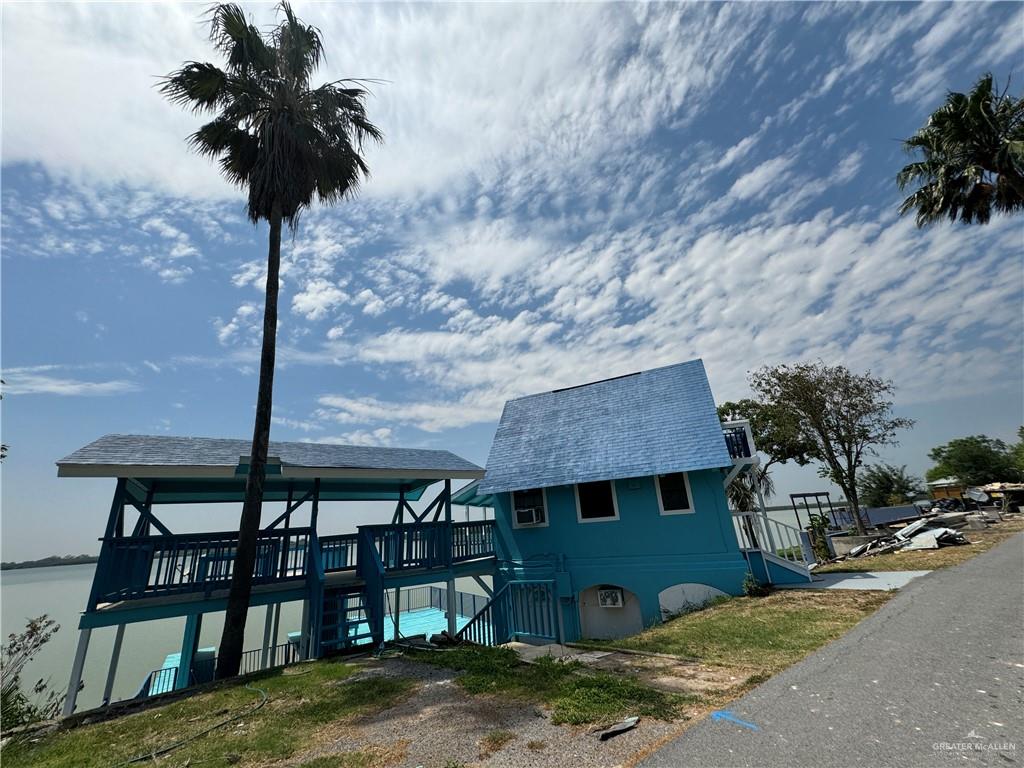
[{"x1": 1, "y1": 564, "x2": 490, "y2": 712}]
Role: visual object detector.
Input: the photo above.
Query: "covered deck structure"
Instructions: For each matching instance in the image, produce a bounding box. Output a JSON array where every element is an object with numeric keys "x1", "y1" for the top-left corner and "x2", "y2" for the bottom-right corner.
[{"x1": 57, "y1": 434, "x2": 492, "y2": 715}]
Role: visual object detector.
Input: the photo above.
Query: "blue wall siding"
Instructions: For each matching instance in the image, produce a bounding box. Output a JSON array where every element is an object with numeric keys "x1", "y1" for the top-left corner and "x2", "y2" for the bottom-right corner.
[{"x1": 493, "y1": 469, "x2": 750, "y2": 640}]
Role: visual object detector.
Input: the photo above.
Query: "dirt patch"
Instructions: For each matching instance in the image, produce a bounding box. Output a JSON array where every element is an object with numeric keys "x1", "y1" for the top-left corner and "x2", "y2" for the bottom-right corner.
[
  {"x1": 287, "y1": 657, "x2": 689, "y2": 768},
  {"x1": 581, "y1": 650, "x2": 755, "y2": 696}
]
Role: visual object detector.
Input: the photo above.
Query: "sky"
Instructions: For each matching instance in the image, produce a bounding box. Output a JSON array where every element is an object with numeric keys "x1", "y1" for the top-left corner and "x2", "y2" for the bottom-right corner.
[{"x1": 2, "y1": 1, "x2": 1023, "y2": 561}]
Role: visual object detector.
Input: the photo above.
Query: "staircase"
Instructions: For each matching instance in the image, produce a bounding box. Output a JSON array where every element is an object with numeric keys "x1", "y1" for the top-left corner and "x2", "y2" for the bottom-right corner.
[
  {"x1": 319, "y1": 585, "x2": 375, "y2": 652},
  {"x1": 732, "y1": 511, "x2": 813, "y2": 584},
  {"x1": 455, "y1": 580, "x2": 560, "y2": 647}
]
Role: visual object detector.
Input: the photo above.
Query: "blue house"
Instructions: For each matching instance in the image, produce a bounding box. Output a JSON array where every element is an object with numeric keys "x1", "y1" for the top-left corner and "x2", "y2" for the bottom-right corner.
[
  {"x1": 58, "y1": 359, "x2": 809, "y2": 715},
  {"x1": 457, "y1": 358, "x2": 811, "y2": 641}
]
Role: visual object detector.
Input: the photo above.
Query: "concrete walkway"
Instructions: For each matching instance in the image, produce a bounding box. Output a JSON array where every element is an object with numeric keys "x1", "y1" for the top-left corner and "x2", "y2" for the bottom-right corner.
[
  {"x1": 782, "y1": 569, "x2": 931, "y2": 591},
  {"x1": 643, "y1": 533, "x2": 1024, "y2": 768}
]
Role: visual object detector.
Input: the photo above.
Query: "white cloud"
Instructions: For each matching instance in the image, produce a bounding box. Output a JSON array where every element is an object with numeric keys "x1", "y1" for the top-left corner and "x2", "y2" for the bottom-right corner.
[
  {"x1": 313, "y1": 428, "x2": 395, "y2": 447},
  {"x1": 292, "y1": 279, "x2": 349, "y2": 321},
  {"x1": 3, "y1": 371, "x2": 141, "y2": 397},
  {"x1": 729, "y1": 156, "x2": 791, "y2": 200}
]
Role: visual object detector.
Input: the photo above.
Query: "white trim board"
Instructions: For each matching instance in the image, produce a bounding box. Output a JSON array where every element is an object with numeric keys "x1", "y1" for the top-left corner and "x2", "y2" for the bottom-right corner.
[{"x1": 655, "y1": 472, "x2": 695, "y2": 515}]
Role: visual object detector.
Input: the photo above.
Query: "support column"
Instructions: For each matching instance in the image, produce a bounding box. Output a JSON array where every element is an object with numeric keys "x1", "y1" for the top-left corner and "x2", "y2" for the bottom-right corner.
[
  {"x1": 299, "y1": 599, "x2": 310, "y2": 659},
  {"x1": 102, "y1": 624, "x2": 126, "y2": 706},
  {"x1": 261, "y1": 604, "x2": 274, "y2": 668},
  {"x1": 444, "y1": 480, "x2": 457, "y2": 635},
  {"x1": 271, "y1": 603, "x2": 282, "y2": 657},
  {"x1": 393, "y1": 586, "x2": 401, "y2": 639},
  {"x1": 62, "y1": 628, "x2": 92, "y2": 717},
  {"x1": 175, "y1": 614, "x2": 202, "y2": 690}
]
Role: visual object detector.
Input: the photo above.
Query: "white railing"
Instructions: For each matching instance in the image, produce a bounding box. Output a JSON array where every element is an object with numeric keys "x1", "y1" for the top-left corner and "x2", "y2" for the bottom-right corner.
[{"x1": 732, "y1": 511, "x2": 808, "y2": 567}]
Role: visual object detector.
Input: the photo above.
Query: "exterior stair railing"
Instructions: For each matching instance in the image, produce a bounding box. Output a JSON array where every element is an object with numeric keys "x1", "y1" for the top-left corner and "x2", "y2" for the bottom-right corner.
[
  {"x1": 732, "y1": 511, "x2": 809, "y2": 567},
  {"x1": 455, "y1": 580, "x2": 559, "y2": 647}
]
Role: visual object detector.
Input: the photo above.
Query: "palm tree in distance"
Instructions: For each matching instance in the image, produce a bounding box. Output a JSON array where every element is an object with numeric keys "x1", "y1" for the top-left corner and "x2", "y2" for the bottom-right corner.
[
  {"x1": 162, "y1": 2, "x2": 381, "y2": 678},
  {"x1": 897, "y1": 73, "x2": 1023, "y2": 226}
]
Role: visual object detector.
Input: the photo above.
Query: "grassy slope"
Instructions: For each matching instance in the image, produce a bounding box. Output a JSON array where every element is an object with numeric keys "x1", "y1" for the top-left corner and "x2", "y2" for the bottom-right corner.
[
  {"x1": 408, "y1": 645, "x2": 695, "y2": 725},
  {"x1": 4, "y1": 660, "x2": 412, "y2": 768},
  {"x1": 584, "y1": 590, "x2": 892, "y2": 675},
  {"x1": 816, "y1": 515, "x2": 1024, "y2": 573}
]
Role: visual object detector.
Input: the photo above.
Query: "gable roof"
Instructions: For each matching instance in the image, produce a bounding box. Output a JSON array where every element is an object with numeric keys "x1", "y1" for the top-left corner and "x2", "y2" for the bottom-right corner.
[
  {"x1": 478, "y1": 359, "x2": 731, "y2": 495},
  {"x1": 57, "y1": 434, "x2": 484, "y2": 480}
]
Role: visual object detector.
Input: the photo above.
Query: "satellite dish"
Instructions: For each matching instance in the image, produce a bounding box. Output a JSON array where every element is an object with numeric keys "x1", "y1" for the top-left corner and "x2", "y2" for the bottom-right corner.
[{"x1": 966, "y1": 488, "x2": 988, "y2": 503}]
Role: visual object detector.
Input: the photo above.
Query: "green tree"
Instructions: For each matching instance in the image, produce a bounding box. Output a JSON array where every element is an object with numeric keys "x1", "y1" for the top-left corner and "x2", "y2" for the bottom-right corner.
[
  {"x1": 162, "y1": 3, "x2": 381, "y2": 678},
  {"x1": 1012, "y1": 427, "x2": 1024, "y2": 478},
  {"x1": 897, "y1": 73, "x2": 1024, "y2": 226},
  {"x1": 748, "y1": 362, "x2": 915, "y2": 536},
  {"x1": 856, "y1": 463, "x2": 923, "y2": 508},
  {"x1": 717, "y1": 399, "x2": 813, "y2": 512},
  {"x1": 926, "y1": 434, "x2": 1019, "y2": 486}
]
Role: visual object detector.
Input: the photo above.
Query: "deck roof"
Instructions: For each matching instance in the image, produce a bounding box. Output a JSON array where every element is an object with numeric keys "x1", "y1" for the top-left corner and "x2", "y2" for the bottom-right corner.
[
  {"x1": 479, "y1": 359, "x2": 732, "y2": 495},
  {"x1": 58, "y1": 434, "x2": 484, "y2": 503}
]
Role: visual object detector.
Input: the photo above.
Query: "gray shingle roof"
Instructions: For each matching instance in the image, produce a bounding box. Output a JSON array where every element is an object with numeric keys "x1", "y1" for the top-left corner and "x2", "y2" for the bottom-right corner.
[
  {"x1": 478, "y1": 359, "x2": 731, "y2": 495},
  {"x1": 57, "y1": 434, "x2": 483, "y2": 476}
]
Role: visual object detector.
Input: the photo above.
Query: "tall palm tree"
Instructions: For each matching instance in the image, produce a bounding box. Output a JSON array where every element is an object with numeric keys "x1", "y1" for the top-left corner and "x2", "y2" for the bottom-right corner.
[
  {"x1": 897, "y1": 73, "x2": 1024, "y2": 226},
  {"x1": 162, "y1": 2, "x2": 381, "y2": 678}
]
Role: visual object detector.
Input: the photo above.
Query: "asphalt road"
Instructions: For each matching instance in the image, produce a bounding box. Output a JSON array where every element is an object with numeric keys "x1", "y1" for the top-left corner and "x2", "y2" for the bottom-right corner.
[{"x1": 643, "y1": 532, "x2": 1024, "y2": 768}]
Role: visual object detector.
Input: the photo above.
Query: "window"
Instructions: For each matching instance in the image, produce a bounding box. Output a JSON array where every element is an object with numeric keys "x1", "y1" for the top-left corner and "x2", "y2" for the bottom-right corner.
[
  {"x1": 512, "y1": 488, "x2": 547, "y2": 528},
  {"x1": 656, "y1": 472, "x2": 694, "y2": 515},
  {"x1": 575, "y1": 481, "x2": 620, "y2": 522}
]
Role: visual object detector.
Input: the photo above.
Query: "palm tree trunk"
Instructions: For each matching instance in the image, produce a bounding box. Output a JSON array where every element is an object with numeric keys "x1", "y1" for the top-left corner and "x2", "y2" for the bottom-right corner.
[{"x1": 216, "y1": 202, "x2": 283, "y2": 680}]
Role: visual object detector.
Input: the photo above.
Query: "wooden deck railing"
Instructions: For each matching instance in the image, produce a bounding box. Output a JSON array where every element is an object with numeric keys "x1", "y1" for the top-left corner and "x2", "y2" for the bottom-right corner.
[
  {"x1": 93, "y1": 527, "x2": 314, "y2": 605},
  {"x1": 92, "y1": 520, "x2": 497, "y2": 609}
]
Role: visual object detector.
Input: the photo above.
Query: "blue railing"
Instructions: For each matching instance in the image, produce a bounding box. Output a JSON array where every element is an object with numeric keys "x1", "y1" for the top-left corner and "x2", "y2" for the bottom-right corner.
[
  {"x1": 320, "y1": 533, "x2": 358, "y2": 572},
  {"x1": 456, "y1": 580, "x2": 558, "y2": 647},
  {"x1": 91, "y1": 521, "x2": 497, "y2": 609},
  {"x1": 92, "y1": 527, "x2": 313, "y2": 606},
  {"x1": 723, "y1": 423, "x2": 752, "y2": 459}
]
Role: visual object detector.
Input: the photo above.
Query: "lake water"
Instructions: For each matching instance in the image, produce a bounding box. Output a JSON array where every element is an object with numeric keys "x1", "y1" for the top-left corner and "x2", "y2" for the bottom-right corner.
[
  {"x1": 1, "y1": 564, "x2": 488, "y2": 712},
  {"x1": 2, "y1": 563, "x2": 304, "y2": 710}
]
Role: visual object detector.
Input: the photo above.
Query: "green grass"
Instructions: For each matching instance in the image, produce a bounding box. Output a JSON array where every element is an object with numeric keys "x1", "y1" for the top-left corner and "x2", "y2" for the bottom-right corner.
[
  {"x1": 583, "y1": 590, "x2": 891, "y2": 674},
  {"x1": 408, "y1": 645, "x2": 692, "y2": 725},
  {"x1": 3, "y1": 660, "x2": 414, "y2": 768}
]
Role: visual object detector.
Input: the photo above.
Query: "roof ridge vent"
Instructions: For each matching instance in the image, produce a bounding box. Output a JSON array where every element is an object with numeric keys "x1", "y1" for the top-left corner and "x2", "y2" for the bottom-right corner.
[{"x1": 551, "y1": 371, "x2": 641, "y2": 394}]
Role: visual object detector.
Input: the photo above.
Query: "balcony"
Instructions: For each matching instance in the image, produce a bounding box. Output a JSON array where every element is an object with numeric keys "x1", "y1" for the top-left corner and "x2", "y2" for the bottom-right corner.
[
  {"x1": 722, "y1": 420, "x2": 755, "y2": 460},
  {"x1": 90, "y1": 521, "x2": 498, "y2": 610}
]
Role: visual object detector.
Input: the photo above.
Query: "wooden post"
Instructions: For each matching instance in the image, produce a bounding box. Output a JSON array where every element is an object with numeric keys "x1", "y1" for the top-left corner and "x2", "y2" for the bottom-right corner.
[
  {"x1": 102, "y1": 624, "x2": 125, "y2": 706},
  {"x1": 393, "y1": 587, "x2": 401, "y2": 640},
  {"x1": 261, "y1": 604, "x2": 274, "y2": 668},
  {"x1": 63, "y1": 628, "x2": 92, "y2": 717},
  {"x1": 271, "y1": 603, "x2": 282, "y2": 658},
  {"x1": 175, "y1": 614, "x2": 202, "y2": 690},
  {"x1": 443, "y1": 480, "x2": 457, "y2": 635},
  {"x1": 299, "y1": 599, "x2": 310, "y2": 659},
  {"x1": 446, "y1": 578, "x2": 458, "y2": 636}
]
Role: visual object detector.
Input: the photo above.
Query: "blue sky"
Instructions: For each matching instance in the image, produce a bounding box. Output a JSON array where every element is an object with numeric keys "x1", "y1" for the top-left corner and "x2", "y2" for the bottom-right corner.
[{"x1": 2, "y1": 2, "x2": 1022, "y2": 560}]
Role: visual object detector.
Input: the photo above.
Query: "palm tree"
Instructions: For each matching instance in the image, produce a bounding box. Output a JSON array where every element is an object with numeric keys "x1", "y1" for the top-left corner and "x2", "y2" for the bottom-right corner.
[
  {"x1": 897, "y1": 73, "x2": 1024, "y2": 226},
  {"x1": 162, "y1": 2, "x2": 381, "y2": 678}
]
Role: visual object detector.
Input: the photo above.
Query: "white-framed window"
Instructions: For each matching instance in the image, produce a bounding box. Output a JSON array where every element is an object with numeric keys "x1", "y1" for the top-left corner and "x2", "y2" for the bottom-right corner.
[
  {"x1": 575, "y1": 480, "x2": 620, "y2": 523},
  {"x1": 655, "y1": 472, "x2": 694, "y2": 515},
  {"x1": 511, "y1": 488, "x2": 548, "y2": 528}
]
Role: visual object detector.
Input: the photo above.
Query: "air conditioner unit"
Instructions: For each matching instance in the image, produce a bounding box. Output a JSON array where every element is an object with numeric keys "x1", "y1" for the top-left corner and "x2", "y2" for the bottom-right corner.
[
  {"x1": 597, "y1": 588, "x2": 624, "y2": 608},
  {"x1": 515, "y1": 507, "x2": 544, "y2": 526}
]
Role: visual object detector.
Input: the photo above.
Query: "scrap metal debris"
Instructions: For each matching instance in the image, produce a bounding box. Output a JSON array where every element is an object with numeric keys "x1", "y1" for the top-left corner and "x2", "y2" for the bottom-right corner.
[
  {"x1": 595, "y1": 716, "x2": 639, "y2": 740},
  {"x1": 832, "y1": 517, "x2": 973, "y2": 562}
]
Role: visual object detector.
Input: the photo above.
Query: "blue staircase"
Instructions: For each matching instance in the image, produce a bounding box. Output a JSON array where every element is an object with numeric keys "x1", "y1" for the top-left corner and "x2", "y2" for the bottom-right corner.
[{"x1": 319, "y1": 585, "x2": 376, "y2": 651}]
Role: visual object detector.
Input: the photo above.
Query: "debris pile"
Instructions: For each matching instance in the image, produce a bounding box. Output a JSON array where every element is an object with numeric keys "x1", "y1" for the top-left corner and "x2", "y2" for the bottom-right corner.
[{"x1": 838, "y1": 517, "x2": 972, "y2": 561}]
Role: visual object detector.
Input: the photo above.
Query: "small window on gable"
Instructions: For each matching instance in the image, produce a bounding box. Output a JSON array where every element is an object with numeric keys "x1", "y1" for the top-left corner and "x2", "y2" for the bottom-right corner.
[
  {"x1": 657, "y1": 472, "x2": 693, "y2": 515},
  {"x1": 512, "y1": 488, "x2": 547, "y2": 528},
  {"x1": 576, "y1": 481, "x2": 619, "y2": 522}
]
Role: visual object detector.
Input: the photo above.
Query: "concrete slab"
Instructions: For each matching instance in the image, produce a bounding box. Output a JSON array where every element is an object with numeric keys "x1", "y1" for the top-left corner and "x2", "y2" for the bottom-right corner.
[
  {"x1": 779, "y1": 570, "x2": 930, "y2": 591},
  {"x1": 503, "y1": 641, "x2": 582, "y2": 663}
]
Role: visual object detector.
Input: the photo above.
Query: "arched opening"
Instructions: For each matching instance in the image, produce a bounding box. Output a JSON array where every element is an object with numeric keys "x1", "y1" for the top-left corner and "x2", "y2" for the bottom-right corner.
[
  {"x1": 657, "y1": 582, "x2": 728, "y2": 620},
  {"x1": 578, "y1": 584, "x2": 643, "y2": 639}
]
